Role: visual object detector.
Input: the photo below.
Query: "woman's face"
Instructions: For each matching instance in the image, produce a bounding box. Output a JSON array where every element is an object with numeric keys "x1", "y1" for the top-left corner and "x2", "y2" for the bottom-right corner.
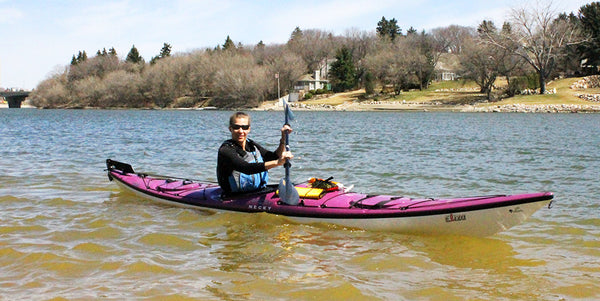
[{"x1": 229, "y1": 116, "x2": 251, "y2": 145}]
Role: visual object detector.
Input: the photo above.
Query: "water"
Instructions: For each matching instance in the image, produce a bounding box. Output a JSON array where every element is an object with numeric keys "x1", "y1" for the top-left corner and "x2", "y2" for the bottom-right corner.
[{"x1": 1, "y1": 109, "x2": 598, "y2": 300}]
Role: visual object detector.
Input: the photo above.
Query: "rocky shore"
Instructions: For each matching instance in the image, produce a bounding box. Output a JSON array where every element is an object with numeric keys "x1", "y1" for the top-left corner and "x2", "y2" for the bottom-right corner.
[
  {"x1": 256, "y1": 75, "x2": 600, "y2": 113},
  {"x1": 460, "y1": 103, "x2": 600, "y2": 113},
  {"x1": 259, "y1": 100, "x2": 600, "y2": 113}
]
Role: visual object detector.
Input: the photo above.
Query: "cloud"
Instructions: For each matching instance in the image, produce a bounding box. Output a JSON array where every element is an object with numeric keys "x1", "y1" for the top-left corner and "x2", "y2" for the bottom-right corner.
[{"x1": 0, "y1": 7, "x2": 24, "y2": 24}]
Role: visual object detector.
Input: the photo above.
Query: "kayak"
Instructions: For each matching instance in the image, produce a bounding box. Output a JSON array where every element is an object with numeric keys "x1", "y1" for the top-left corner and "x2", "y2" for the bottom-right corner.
[{"x1": 106, "y1": 159, "x2": 554, "y2": 237}]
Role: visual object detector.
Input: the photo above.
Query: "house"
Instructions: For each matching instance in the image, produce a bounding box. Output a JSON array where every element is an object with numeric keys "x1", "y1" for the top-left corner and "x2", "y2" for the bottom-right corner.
[
  {"x1": 294, "y1": 70, "x2": 329, "y2": 92},
  {"x1": 435, "y1": 53, "x2": 460, "y2": 81}
]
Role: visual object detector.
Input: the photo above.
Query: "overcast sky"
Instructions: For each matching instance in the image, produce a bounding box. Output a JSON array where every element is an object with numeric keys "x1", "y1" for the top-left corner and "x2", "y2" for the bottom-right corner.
[{"x1": 0, "y1": 0, "x2": 591, "y2": 89}]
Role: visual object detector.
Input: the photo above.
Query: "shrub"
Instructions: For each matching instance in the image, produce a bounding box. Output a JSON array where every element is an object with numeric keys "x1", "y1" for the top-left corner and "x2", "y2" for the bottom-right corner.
[{"x1": 507, "y1": 77, "x2": 529, "y2": 96}]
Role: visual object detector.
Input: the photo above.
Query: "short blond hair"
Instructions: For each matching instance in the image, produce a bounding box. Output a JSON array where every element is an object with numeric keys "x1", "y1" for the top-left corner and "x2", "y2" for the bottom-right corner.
[{"x1": 229, "y1": 112, "x2": 250, "y2": 126}]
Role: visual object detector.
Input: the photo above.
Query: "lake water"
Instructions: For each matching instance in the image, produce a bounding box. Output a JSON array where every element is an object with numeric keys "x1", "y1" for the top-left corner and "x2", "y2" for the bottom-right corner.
[{"x1": 1, "y1": 109, "x2": 598, "y2": 300}]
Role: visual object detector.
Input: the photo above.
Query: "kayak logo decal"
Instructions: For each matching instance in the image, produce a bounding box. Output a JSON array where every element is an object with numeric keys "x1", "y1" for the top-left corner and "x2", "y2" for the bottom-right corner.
[
  {"x1": 445, "y1": 213, "x2": 466, "y2": 223},
  {"x1": 249, "y1": 204, "x2": 271, "y2": 211}
]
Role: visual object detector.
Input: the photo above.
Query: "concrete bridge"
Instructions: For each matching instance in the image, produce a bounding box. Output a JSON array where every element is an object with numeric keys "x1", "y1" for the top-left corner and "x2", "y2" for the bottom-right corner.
[{"x1": 0, "y1": 91, "x2": 31, "y2": 108}]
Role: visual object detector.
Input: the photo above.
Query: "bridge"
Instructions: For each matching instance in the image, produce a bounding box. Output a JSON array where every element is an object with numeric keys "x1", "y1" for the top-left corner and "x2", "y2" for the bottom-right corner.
[{"x1": 0, "y1": 91, "x2": 31, "y2": 108}]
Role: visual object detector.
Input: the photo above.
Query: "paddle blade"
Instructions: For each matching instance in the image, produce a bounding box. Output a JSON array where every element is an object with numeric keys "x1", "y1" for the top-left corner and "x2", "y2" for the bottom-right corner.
[
  {"x1": 278, "y1": 178, "x2": 300, "y2": 205},
  {"x1": 283, "y1": 98, "x2": 295, "y2": 121}
]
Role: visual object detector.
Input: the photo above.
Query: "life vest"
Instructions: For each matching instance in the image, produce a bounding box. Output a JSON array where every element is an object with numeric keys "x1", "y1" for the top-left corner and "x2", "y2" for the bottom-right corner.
[{"x1": 228, "y1": 141, "x2": 268, "y2": 193}]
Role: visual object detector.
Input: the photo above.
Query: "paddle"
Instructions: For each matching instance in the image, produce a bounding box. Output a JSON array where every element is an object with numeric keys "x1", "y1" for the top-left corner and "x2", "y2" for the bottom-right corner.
[{"x1": 278, "y1": 99, "x2": 300, "y2": 205}]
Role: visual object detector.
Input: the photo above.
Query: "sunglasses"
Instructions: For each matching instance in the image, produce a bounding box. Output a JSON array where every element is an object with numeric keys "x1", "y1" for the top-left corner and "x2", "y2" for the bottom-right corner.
[{"x1": 230, "y1": 124, "x2": 250, "y2": 130}]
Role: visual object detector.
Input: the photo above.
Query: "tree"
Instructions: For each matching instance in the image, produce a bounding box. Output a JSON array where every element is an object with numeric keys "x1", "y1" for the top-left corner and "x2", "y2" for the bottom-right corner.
[
  {"x1": 108, "y1": 47, "x2": 118, "y2": 57},
  {"x1": 431, "y1": 25, "x2": 475, "y2": 54},
  {"x1": 150, "y1": 42, "x2": 172, "y2": 65},
  {"x1": 477, "y1": 21, "x2": 527, "y2": 96},
  {"x1": 71, "y1": 50, "x2": 88, "y2": 65},
  {"x1": 96, "y1": 48, "x2": 108, "y2": 57},
  {"x1": 479, "y1": 2, "x2": 584, "y2": 93},
  {"x1": 330, "y1": 46, "x2": 357, "y2": 92},
  {"x1": 160, "y1": 43, "x2": 172, "y2": 58},
  {"x1": 578, "y1": 2, "x2": 600, "y2": 71},
  {"x1": 364, "y1": 72, "x2": 375, "y2": 95},
  {"x1": 288, "y1": 27, "x2": 303, "y2": 45},
  {"x1": 459, "y1": 35, "x2": 501, "y2": 99},
  {"x1": 364, "y1": 39, "x2": 414, "y2": 94},
  {"x1": 223, "y1": 35, "x2": 236, "y2": 51},
  {"x1": 376, "y1": 17, "x2": 402, "y2": 41},
  {"x1": 287, "y1": 28, "x2": 335, "y2": 72},
  {"x1": 407, "y1": 31, "x2": 443, "y2": 90},
  {"x1": 126, "y1": 45, "x2": 144, "y2": 64}
]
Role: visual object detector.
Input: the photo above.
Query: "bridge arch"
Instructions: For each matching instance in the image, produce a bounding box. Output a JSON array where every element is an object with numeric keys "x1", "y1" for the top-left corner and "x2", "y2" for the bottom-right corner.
[{"x1": 0, "y1": 91, "x2": 31, "y2": 108}]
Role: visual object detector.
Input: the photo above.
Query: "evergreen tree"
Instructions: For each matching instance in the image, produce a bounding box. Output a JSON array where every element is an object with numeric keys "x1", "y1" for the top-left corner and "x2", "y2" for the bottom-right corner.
[
  {"x1": 579, "y1": 2, "x2": 600, "y2": 70},
  {"x1": 223, "y1": 35, "x2": 236, "y2": 50},
  {"x1": 364, "y1": 72, "x2": 375, "y2": 95},
  {"x1": 289, "y1": 26, "x2": 303, "y2": 43},
  {"x1": 108, "y1": 47, "x2": 118, "y2": 57},
  {"x1": 96, "y1": 48, "x2": 109, "y2": 57},
  {"x1": 150, "y1": 43, "x2": 172, "y2": 65},
  {"x1": 159, "y1": 43, "x2": 172, "y2": 58},
  {"x1": 330, "y1": 46, "x2": 357, "y2": 92},
  {"x1": 376, "y1": 17, "x2": 402, "y2": 41},
  {"x1": 77, "y1": 51, "x2": 87, "y2": 63},
  {"x1": 126, "y1": 45, "x2": 144, "y2": 64}
]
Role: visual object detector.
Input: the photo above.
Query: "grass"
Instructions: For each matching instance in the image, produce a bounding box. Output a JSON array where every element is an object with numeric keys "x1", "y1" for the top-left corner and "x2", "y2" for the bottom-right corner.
[
  {"x1": 299, "y1": 76, "x2": 598, "y2": 108},
  {"x1": 483, "y1": 77, "x2": 592, "y2": 107}
]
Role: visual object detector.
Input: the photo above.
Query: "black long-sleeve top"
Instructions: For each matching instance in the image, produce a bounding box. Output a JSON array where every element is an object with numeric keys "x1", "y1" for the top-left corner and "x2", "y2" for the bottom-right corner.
[{"x1": 216, "y1": 139, "x2": 279, "y2": 193}]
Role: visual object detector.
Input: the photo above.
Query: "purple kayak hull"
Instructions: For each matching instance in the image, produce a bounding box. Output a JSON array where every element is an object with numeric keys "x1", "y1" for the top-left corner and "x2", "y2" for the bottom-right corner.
[{"x1": 106, "y1": 159, "x2": 553, "y2": 236}]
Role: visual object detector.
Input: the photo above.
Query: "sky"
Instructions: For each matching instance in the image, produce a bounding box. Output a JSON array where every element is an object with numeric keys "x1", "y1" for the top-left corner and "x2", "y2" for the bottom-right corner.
[{"x1": 0, "y1": 0, "x2": 592, "y2": 90}]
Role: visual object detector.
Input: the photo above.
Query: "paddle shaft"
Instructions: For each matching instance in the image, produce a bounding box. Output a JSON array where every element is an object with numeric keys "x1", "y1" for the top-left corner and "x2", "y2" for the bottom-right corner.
[{"x1": 284, "y1": 100, "x2": 291, "y2": 178}]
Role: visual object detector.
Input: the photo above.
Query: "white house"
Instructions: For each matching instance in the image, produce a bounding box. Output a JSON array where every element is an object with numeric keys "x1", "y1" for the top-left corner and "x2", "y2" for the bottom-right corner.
[{"x1": 294, "y1": 70, "x2": 329, "y2": 92}]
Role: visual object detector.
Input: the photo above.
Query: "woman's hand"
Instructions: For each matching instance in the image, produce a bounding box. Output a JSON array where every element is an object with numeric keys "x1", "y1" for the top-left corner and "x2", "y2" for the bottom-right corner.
[
  {"x1": 280, "y1": 124, "x2": 293, "y2": 140},
  {"x1": 277, "y1": 151, "x2": 294, "y2": 166}
]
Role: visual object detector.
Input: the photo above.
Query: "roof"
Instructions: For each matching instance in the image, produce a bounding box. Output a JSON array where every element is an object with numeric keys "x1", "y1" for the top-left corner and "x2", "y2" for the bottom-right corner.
[{"x1": 297, "y1": 74, "x2": 328, "y2": 83}]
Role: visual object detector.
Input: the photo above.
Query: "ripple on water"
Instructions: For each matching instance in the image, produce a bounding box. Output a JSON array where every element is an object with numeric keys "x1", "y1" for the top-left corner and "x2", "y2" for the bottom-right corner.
[{"x1": 137, "y1": 233, "x2": 198, "y2": 250}]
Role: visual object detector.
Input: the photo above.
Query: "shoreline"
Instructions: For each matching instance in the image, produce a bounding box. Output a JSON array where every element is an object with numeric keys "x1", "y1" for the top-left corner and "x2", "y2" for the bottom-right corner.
[
  {"x1": 5, "y1": 102, "x2": 599, "y2": 113},
  {"x1": 256, "y1": 100, "x2": 600, "y2": 113}
]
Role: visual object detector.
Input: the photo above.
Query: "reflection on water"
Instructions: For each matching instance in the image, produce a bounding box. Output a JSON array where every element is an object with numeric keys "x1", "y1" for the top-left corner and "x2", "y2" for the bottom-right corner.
[{"x1": 0, "y1": 109, "x2": 599, "y2": 299}]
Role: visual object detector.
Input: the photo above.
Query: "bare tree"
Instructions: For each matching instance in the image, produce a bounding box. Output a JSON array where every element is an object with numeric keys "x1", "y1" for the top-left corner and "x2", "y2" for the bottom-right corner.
[
  {"x1": 188, "y1": 50, "x2": 219, "y2": 99},
  {"x1": 29, "y1": 74, "x2": 69, "y2": 108},
  {"x1": 100, "y1": 70, "x2": 145, "y2": 107},
  {"x1": 404, "y1": 31, "x2": 445, "y2": 90},
  {"x1": 479, "y1": 1, "x2": 583, "y2": 93},
  {"x1": 364, "y1": 39, "x2": 416, "y2": 94},
  {"x1": 459, "y1": 35, "x2": 501, "y2": 100},
  {"x1": 261, "y1": 49, "x2": 305, "y2": 98},
  {"x1": 211, "y1": 53, "x2": 271, "y2": 107},
  {"x1": 287, "y1": 28, "x2": 335, "y2": 72},
  {"x1": 431, "y1": 25, "x2": 475, "y2": 54},
  {"x1": 343, "y1": 28, "x2": 377, "y2": 64},
  {"x1": 143, "y1": 56, "x2": 191, "y2": 107}
]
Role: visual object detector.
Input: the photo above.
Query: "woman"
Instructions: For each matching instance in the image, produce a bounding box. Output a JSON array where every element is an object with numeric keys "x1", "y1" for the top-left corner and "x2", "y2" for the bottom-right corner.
[{"x1": 217, "y1": 112, "x2": 293, "y2": 194}]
